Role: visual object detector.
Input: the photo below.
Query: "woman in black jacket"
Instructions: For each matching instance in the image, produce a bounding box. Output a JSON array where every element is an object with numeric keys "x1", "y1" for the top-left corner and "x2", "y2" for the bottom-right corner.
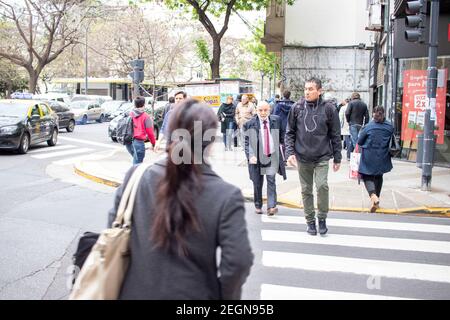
[
  {"x1": 217, "y1": 95, "x2": 236, "y2": 151},
  {"x1": 108, "y1": 99, "x2": 253, "y2": 299},
  {"x1": 357, "y1": 106, "x2": 394, "y2": 212}
]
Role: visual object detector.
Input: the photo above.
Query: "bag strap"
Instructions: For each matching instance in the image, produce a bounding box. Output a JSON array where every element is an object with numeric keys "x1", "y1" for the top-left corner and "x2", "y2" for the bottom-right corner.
[{"x1": 113, "y1": 162, "x2": 153, "y2": 228}]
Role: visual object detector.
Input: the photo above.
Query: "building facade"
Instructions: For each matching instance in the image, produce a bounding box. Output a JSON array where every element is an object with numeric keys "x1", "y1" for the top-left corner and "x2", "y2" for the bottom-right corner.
[
  {"x1": 368, "y1": 0, "x2": 450, "y2": 166},
  {"x1": 262, "y1": 0, "x2": 372, "y2": 102}
]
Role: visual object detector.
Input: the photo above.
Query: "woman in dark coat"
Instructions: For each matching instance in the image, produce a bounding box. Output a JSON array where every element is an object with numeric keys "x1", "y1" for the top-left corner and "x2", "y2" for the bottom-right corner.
[
  {"x1": 357, "y1": 106, "x2": 394, "y2": 212},
  {"x1": 108, "y1": 99, "x2": 253, "y2": 299},
  {"x1": 217, "y1": 95, "x2": 236, "y2": 151}
]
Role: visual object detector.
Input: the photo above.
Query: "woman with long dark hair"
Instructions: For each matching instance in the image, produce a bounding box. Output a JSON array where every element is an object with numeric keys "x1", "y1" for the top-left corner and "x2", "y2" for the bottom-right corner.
[
  {"x1": 357, "y1": 106, "x2": 394, "y2": 212},
  {"x1": 108, "y1": 99, "x2": 253, "y2": 299}
]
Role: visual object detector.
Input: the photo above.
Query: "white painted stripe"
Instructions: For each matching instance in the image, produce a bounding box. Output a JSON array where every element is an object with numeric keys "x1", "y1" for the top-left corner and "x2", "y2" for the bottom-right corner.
[
  {"x1": 31, "y1": 148, "x2": 94, "y2": 159},
  {"x1": 262, "y1": 215, "x2": 450, "y2": 234},
  {"x1": 263, "y1": 251, "x2": 450, "y2": 284},
  {"x1": 261, "y1": 230, "x2": 450, "y2": 254},
  {"x1": 28, "y1": 145, "x2": 75, "y2": 153},
  {"x1": 261, "y1": 284, "x2": 415, "y2": 300},
  {"x1": 58, "y1": 136, "x2": 122, "y2": 150}
]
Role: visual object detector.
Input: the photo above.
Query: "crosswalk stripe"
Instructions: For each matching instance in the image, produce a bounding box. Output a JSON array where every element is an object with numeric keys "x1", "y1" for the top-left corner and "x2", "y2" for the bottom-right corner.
[
  {"x1": 262, "y1": 251, "x2": 450, "y2": 284},
  {"x1": 260, "y1": 284, "x2": 415, "y2": 300},
  {"x1": 31, "y1": 148, "x2": 94, "y2": 159},
  {"x1": 261, "y1": 230, "x2": 450, "y2": 254},
  {"x1": 261, "y1": 215, "x2": 450, "y2": 234},
  {"x1": 59, "y1": 136, "x2": 122, "y2": 150},
  {"x1": 28, "y1": 145, "x2": 75, "y2": 153}
]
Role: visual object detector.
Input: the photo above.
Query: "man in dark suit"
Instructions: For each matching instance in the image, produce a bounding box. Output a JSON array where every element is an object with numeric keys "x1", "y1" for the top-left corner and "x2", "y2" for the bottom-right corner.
[{"x1": 244, "y1": 101, "x2": 287, "y2": 216}]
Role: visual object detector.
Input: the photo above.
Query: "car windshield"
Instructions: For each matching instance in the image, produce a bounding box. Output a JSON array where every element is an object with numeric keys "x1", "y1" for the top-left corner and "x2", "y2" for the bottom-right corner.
[
  {"x1": 0, "y1": 102, "x2": 29, "y2": 117},
  {"x1": 102, "y1": 101, "x2": 123, "y2": 112},
  {"x1": 118, "y1": 103, "x2": 133, "y2": 111},
  {"x1": 70, "y1": 101, "x2": 90, "y2": 109}
]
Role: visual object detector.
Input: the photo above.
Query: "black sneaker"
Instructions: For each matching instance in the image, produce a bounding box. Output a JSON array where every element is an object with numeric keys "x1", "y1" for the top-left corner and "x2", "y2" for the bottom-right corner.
[
  {"x1": 318, "y1": 219, "x2": 328, "y2": 235},
  {"x1": 306, "y1": 222, "x2": 317, "y2": 236}
]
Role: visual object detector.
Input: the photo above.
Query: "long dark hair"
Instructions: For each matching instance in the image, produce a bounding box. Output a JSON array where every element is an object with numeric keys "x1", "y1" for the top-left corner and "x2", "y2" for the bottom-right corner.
[
  {"x1": 151, "y1": 99, "x2": 217, "y2": 256},
  {"x1": 373, "y1": 106, "x2": 385, "y2": 123}
]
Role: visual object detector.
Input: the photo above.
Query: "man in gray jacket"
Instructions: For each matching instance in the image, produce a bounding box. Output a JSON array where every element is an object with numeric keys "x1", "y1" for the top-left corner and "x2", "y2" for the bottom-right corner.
[{"x1": 285, "y1": 77, "x2": 342, "y2": 236}]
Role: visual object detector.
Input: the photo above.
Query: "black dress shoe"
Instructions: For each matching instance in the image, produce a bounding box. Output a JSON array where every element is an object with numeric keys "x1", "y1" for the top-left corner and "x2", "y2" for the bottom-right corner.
[
  {"x1": 306, "y1": 222, "x2": 317, "y2": 235},
  {"x1": 318, "y1": 219, "x2": 328, "y2": 235}
]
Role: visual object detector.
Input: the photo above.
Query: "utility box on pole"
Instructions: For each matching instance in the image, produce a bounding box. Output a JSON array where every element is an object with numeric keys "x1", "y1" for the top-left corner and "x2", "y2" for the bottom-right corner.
[{"x1": 129, "y1": 59, "x2": 145, "y2": 99}]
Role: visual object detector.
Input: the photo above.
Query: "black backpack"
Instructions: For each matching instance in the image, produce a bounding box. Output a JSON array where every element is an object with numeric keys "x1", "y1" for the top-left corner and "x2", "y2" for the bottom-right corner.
[{"x1": 116, "y1": 114, "x2": 133, "y2": 145}]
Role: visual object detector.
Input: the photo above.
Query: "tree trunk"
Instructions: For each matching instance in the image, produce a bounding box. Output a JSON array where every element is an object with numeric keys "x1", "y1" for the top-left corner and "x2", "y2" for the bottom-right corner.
[
  {"x1": 210, "y1": 37, "x2": 221, "y2": 79},
  {"x1": 28, "y1": 69, "x2": 39, "y2": 94}
]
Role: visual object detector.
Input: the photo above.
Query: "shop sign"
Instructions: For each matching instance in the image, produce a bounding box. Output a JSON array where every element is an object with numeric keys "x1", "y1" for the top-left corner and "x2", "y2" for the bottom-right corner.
[{"x1": 401, "y1": 69, "x2": 447, "y2": 145}]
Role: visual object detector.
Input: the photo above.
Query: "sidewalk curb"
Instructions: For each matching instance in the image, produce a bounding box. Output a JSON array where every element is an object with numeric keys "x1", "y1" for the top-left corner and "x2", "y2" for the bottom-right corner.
[{"x1": 74, "y1": 163, "x2": 450, "y2": 218}]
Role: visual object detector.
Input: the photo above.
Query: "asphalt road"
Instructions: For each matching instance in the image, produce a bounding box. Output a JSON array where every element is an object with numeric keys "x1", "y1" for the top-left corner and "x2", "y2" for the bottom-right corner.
[{"x1": 0, "y1": 121, "x2": 450, "y2": 299}]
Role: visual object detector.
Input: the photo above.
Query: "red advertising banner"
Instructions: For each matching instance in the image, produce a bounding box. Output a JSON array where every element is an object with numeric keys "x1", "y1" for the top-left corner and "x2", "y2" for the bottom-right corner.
[{"x1": 401, "y1": 69, "x2": 447, "y2": 145}]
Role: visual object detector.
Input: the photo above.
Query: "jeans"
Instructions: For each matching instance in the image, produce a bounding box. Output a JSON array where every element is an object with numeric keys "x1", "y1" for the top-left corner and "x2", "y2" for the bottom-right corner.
[
  {"x1": 253, "y1": 174, "x2": 277, "y2": 209},
  {"x1": 223, "y1": 121, "x2": 234, "y2": 150},
  {"x1": 344, "y1": 135, "x2": 353, "y2": 160},
  {"x1": 361, "y1": 174, "x2": 383, "y2": 197},
  {"x1": 349, "y1": 124, "x2": 362, "y2": 148},
  {"x1": 126, "y1": 139, "x2": 146, "y2": 165},
  {"x1": 298, "y1": 161, "x2": 329, "y2": 223}
]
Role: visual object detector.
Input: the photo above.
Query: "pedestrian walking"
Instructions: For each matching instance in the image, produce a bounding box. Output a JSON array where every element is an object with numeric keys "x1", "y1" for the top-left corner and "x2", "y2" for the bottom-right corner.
[
  {"x1": 155, "y1": 90, "x2": 186, "y2": 152},
  {"x1": 244, "y1": 101, "x2": 286, "y2": 215},
  {"x1": 235, "y1": 94, "x2": 256, "y2": 149},
  {"x1": 339, "y1": 97, "x2": 352, "y2": 161},
  {"x1": 108, "y1": 99, "x2": 254, "y2": 299},
  {"x1": 217, "y1": 95, "x2": 236, "y2": 151},
  {"x1": 162, "y1": 96, "x2": 175, "y2": 120},
  {"x1": 285, "y1": 77, "x2": 342, "y2": 236},
  {"x1": 126, "y1": 96, "x2": 156, "y2": 165},
  {"x1": 345, "y1": 92, "x2": 369, "y2": 150},
  {"x1": 357, "y1": 106, "x2": 394, "y2": 213},
  {"x1": 272, "y1": 89, "x2": 295, "y2": 133}
]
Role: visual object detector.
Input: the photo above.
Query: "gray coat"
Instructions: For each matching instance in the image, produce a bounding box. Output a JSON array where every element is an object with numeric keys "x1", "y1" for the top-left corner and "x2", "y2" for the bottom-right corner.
[{"x1": 108, "y1": 159, "x2": 253, "y2": 300}]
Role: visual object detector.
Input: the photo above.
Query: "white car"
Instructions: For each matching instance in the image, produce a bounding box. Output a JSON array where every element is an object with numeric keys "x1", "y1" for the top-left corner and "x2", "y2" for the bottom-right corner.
[{"x1": 69, "y1": 100, "x2": 105, "y2": 124}]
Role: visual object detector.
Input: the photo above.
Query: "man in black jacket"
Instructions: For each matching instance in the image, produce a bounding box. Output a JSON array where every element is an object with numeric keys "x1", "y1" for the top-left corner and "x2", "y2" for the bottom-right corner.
[
  {"x1": 285, "y1": 77, "x2": 342, "y2": 235},
  {"x1": 345, "y1": 92, "x2": 369, "y2": 151}
]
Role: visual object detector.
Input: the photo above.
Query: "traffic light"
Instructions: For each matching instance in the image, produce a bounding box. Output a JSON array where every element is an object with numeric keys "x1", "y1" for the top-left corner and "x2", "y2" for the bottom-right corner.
[
  {"x1": 129, "y1": 59, "x2": 145, "y2": 83},
  {"x1": 404, "y1": 0, "x2": 427, "y2": 43}
]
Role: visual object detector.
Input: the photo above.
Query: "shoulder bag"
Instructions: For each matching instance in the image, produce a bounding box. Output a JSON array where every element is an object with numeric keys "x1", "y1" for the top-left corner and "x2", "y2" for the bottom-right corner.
[{"x1": 69, "y1": 162, "x2": 152, "y2": 300}]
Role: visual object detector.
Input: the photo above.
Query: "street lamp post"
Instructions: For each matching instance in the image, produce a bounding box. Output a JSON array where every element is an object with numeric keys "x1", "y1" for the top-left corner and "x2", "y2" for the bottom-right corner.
[
  {"x1": 84, "y1": 25, "x2": 88, "y2": 95},
  {"x1": 260, "y1": 71, "x2": 265, "y2": 100},
  {"x1": 421, "y1": 0, "x2": 440, "y2": 191}
]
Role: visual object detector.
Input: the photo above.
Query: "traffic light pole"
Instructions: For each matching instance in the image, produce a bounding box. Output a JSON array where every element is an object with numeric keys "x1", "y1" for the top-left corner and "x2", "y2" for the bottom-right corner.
[{"x1": 421, "y1": 0, "x2": 439, "y2": 191}]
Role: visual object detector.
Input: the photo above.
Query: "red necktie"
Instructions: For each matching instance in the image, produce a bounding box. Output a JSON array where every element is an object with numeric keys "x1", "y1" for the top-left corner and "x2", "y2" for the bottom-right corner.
[{"x1": 263, "y1": 120, "x2": 270, "y2": 156}]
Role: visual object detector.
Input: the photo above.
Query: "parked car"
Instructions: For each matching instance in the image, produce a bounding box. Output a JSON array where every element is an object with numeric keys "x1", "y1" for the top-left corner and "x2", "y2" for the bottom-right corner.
[
  {"x1": 0, "y1": 99, "x2": 59, "y2": 154},
  {"x1": 69, "y1": 100, "x2": 105, "y2": 124},
  {"x1": 101, "y1": 100, "x2": 127, "y2": 121},
  {"x1": 71, "y1": 94, "x2": 112, "y2": 105},
  {"x1": 45, "y1": 100, "x2": 76, "y2": 132},
  {"x1": 108, "y1": 104, "x2": 164, "y2": 142},
  {"x1": 33, "y1": 93, "x2": 71, "y2": 104}
]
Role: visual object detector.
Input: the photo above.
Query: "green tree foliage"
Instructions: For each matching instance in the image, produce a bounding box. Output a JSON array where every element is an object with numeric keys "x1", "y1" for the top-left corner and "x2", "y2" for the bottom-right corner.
[
  {"x1": 0, "y1": 58, "x2": 27, "y2": 98},
  {"x1": 244, "y1": 20, "x2": 278, "y2": 77},
  {"x1": 143, "y1": 0, "x2": 294, "y2": 79}
]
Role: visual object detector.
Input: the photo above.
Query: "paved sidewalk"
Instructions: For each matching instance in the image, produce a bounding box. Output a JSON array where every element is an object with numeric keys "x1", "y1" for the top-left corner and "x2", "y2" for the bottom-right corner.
[{"x1": 73, "y1": 141, "x2": 450, "y2": 216}]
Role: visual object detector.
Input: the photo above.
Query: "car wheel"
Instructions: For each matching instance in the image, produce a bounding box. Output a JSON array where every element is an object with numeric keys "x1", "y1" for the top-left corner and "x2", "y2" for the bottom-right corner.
[
  {"x1": 18, "y1": 133, "x2": 30, "y2": 154},
  {"x1": 97, "y1": 114, "x2": 105, "y2": 123},
  {"x1": 82, "y1": 115, "x2": 88, "y2": 125},
  {"x1": 47, "y1": 128, "x2": 58, "y2": 146},
  {"x1": 66, "y1": 120, "x2": 75, "y2": 132}
]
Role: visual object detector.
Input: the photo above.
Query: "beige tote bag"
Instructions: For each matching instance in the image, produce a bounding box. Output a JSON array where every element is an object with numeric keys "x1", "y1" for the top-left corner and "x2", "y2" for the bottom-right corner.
[{"x1": 69, "y1": 162, "x2": 152, "y2": 300}]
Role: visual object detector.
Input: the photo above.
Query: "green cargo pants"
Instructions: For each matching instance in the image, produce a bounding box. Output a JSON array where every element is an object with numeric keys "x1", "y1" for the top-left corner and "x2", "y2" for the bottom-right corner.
[{"x1": 298, "y1": 160, "x2": 329, "y2": 223}]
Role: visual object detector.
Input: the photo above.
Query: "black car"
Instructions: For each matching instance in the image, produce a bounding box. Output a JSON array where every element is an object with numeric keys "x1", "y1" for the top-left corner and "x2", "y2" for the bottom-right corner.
[
  {"x1": 45, "y1": 100, "x2": 76, "y2": 132},
  {"x1": 0, "y1": 99, "x2": 59, "y2": 154}
]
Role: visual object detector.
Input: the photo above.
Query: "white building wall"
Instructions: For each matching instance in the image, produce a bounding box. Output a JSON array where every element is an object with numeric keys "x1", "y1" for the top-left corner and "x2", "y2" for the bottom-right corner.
[
  {"x1": 284, "y1": 0, "x2": 371, "y2": 47},
  {"x1": 282, "y1": 47, "x2": 370, "y2": 103}
]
